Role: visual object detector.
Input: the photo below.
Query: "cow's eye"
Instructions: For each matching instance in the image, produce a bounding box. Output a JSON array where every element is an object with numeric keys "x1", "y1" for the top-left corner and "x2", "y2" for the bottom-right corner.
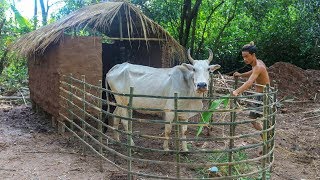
[
  {"x1": 207, "y1": 68, "x2": 211, "y2": 71},
  {"x1": 193, "y1": 68, "x2": 196, "y2": 72}
]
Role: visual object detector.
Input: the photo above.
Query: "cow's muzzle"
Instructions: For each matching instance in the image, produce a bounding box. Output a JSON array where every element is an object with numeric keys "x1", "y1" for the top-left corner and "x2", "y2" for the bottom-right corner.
[{"x1": 196, "y1": 82, "x2": 208, "y2": 93}]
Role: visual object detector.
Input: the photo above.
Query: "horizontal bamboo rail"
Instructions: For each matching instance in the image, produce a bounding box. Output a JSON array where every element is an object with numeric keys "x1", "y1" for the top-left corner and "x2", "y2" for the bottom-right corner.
[{"x1": 58, "y1": 74, "x2": 277, "y2": 179}]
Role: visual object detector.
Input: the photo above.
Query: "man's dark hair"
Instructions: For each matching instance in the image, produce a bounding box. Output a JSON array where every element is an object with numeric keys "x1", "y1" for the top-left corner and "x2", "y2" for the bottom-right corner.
[{"x1": 242, "y1": 41, "x2": 257, "y2": 54}]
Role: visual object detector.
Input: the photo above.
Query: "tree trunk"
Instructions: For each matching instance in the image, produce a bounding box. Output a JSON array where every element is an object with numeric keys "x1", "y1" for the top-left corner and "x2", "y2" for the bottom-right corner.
[
  {"x1": 178, "y1": 0, "x2": 190, "y2": 44},
  {"x1": 0, "y1": 19, "x2": 5, "y2": 37},
  {"x1": 213, "y1": 0, "x2": 238, "y2": 52},
  {"x1": 39, "y1": 0, "x2": 49, "y2": 26},
  {"x1": 196, "y1": 1, "x2": 224, "y2": 56},
  {"x1": 0, "y1": 49, "x2": 8, "y2": 75},
  {"x1": 33, "y1": 0, "x2": 38, "y2": 29},
  {"x1": 178, "y1": 0, "x2": 202, "y2": 48},
  {"x1": 190, "y1": 13, "x2": 198, "y2": 57}
]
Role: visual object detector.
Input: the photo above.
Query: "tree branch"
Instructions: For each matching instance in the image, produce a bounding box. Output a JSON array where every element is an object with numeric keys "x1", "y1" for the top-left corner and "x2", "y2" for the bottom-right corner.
[
  {"x1": 182, "y1": 0, "x2": 202, "y2": 47},
  {"x1": 0, "y1": 19, "x2": 5, "y2": 37},
  {"x1": 213, "y1": 0, "x2": 238, "y2": 52},
  {"x1": 196, "y1": 0, "x2": 224, "y2": 56}
]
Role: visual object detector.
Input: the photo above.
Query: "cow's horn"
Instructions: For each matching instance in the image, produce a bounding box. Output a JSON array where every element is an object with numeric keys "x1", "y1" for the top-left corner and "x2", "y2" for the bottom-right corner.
[
  {"x1": 207, "y1": 48, "x2": 213, "y2": 63},
  {"x1": 187, "y1": 48, "x2": 195, "y2": 64}
]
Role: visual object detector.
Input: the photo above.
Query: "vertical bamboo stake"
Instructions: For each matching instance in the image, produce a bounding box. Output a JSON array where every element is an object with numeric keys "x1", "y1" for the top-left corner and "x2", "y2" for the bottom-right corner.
[
  {"x1": 119, "y1": 13, "x2": 123, "y2": 41},
  {"x1": 228, "y1": 78, "x2": 237, "y2": 176},
  {"x1": 97, "y1": 80, "x2": 104, "y2": 173},
  {"x1": 127, "y1": 87, "x2": 134, "y2": 180},
  {"x1": 106, "y1": 85, "x2": 110, "y2": 146},
  {"x1": 270, "y1": 85, "x2": 277, "y2": 169},
  {"x1": 82, "y1": 75, "x2": 87, "y2": 153},
  {"x1": 58, "y1": 76, "x2": 65, "y2": 134},
  {"x1": 68, "y1": 74, "x2": 74, "y2": 131},
  {"x1": 98, "y1": 80, "x2": 103, "y2": 154},
  {"x1": 262, "y1": 86, "x2": 268, "y2": 180},
  {"x1": 266, "y1": 84, "x2": 271, "y2": 163},
  {"x1": 209, "y1": 73, "x2": 214, "y2": 98},
  {"x1": 174, "y1": 92, "x2": 181, "y2": 179}
]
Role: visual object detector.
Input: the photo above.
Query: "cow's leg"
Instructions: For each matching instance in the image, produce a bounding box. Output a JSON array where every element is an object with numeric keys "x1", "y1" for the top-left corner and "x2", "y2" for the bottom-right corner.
[
  {"x1": 119, "y1": 107, "x2": 135, "y2": 146},
  {"x1": 113, "y1": 107, "x2": 121, "y2": 142},
  {"x1": 180, "y1": 118, "x2": 189, "y2": 152},
  {"x1": 163, "y1": 112, "x2": 174, "y2": 151}
]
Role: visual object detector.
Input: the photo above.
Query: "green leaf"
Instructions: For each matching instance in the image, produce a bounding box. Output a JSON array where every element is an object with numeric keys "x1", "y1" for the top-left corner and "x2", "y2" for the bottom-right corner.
[
  {"x1": 196, "y1": 95, "x2": 230, "y2": 136},
  {"x1": 10, "y1": 5, "x2": 32, "y2": 32}
]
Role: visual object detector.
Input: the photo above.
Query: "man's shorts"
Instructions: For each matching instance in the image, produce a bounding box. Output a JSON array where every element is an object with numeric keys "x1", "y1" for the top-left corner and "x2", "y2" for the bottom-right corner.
[{"x1": 249, "y1": 96, "x2": 263, "y2": 119}]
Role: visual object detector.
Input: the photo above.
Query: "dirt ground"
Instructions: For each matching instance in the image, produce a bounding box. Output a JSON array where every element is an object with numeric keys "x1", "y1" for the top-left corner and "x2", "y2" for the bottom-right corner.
[
  {"x1": 0, "y1": 99, "x2": 319, "y2": 179},
  {"x1": 0, "y1": 62, "x2": 319, "y2": 179}
]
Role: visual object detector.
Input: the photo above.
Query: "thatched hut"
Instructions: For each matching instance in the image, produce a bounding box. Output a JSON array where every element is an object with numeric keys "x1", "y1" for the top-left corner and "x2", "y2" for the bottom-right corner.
[{"x1": 12, "y1": 1, "x2": 185, "y2": 118}]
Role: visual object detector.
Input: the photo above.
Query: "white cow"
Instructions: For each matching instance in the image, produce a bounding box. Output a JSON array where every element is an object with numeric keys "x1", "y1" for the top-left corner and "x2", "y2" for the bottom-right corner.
[{"x1": 106, "y1": 49, "x2": 221, "y2": 151}]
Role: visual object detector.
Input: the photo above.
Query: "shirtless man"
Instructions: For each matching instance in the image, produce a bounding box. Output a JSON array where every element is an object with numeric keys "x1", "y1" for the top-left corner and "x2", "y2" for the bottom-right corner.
[{"x1": 232, "y1": 42, "x2": 270, "y2": 131}]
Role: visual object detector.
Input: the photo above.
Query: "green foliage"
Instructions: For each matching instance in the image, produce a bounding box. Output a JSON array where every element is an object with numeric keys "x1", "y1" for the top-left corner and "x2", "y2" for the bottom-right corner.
[
  {"x1": 0, "y1": 58, "x2": 28, "y2": 91},
  {"x1": 190, "y1": 150, "x2": 260, "y2": 178},
  {"x1": 197, "y1": 96, "x2": 230, "y2": 136},
  {"x1": 0, "y1": 0, "x2": 318, "y2": 95},
  {"x1": 10, "y1": 5, "x2": 32, "y2": 32},
  {"x1": 0, "y1": 0, "x2": 31, "y2": 93},
  {"x1": 131, "y1": 0, "x2": 319, "y2": 71}
]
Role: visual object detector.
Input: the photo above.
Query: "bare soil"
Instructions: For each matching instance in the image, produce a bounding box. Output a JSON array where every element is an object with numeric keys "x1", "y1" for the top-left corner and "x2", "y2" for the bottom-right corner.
[
  {"x1": 0, "y1": 104, "x2": 118, "y2": 179},
  {"x1": 0, "y1": 62, "x2": 319, "y2": 179},
  {"x1": 1, "y1": 101, "x2": 319, "y2": 179}
]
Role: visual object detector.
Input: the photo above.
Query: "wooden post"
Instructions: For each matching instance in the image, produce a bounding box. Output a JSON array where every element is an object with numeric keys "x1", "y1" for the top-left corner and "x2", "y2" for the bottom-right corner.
[
  {"x1": 262, "y1": 86, "x2": 268, "y2": 180},
  {"x1": 209, "y1": 73, "x2": 214, "y2": 98},
  {"x1": 98, "y1": 80, "x2": 103, "y2": 154},
  {"x1": 174, "y1": 92, "x2": 181, "y2": 179},
  {"x1": 266, "y1": 84, "x2": 271, "y2": 163},
  {"x1": 127, "y1": 87, "x2": 134, "y2": 180},
  {"x1": 57, "y1": 117, "x2": 65, "y2": 134},
  {"x1": 68, "y1": 74, "x2": 74, "y2": 131},
  {"x1": 82, "y1": 75, "x2": 87, "y2": 154},
  {"x1": 228, "y1": 78, "x2": 237, "y2": 176},
  {"x1": 270, "y1": 84, "x2": 277, "y2": 172},
  {"x1": 51, "y1": 116, "x2": 56, "y2": 128}
]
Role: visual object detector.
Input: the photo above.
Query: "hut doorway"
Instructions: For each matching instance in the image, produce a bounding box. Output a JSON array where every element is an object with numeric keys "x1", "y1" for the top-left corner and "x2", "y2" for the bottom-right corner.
[{"x1": 101, "y1": 40, "x2": 163, "y2": 97}]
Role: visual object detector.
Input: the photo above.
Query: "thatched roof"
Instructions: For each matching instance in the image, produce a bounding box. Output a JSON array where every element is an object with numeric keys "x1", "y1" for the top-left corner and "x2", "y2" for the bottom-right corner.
[{"x1": 11, "y1": 1, "x2": 185, "y2": 61}]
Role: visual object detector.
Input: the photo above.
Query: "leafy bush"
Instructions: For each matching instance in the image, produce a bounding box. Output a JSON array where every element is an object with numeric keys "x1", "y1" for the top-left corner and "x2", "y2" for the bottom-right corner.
[{"x1": 0, "y1": 59, "x2": 28, "y2": 92}]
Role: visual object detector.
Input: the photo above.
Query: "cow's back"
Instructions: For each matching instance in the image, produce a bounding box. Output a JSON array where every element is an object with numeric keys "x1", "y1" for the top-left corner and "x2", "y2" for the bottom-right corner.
[{"x1": 106, "y1": 62, "x2": 202, "y2": 117}]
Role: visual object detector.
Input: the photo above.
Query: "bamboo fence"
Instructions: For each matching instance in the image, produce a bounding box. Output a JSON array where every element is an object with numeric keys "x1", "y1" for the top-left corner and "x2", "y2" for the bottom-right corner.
[{"x1": 58, "y1": 73, "x2": 277, "y2": 179}]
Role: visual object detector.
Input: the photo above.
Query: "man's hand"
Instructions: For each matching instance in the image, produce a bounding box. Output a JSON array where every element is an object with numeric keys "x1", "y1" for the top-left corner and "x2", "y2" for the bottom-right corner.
[
  {"x1": 232, "y1": 90, "x2": 239, "y2": 96},
  {"x1": 233, "y1": 72, "x2": 241, "y2": 77}
]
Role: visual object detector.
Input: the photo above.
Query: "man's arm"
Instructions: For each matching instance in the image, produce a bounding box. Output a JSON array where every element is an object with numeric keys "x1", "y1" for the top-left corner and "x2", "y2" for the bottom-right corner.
[
  {"x1": 234, "y1": 70, "x2": 253, "y2": 78},
  {"x1": 233, "y1": 68, "x2": 261, "y2": 96}
]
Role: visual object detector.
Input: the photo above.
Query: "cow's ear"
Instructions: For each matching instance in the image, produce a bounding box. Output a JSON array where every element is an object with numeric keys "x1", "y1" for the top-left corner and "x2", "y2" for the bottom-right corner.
[
  {"x1": 209, "y1": 64, "x2": 221, "y2": 72},
  {"x1": 182, "y1": 63, "x2": 194, "y2": 71}
]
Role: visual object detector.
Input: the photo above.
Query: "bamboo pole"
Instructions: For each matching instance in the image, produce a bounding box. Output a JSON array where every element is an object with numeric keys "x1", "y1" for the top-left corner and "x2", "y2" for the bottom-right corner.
[
  {"x1": 98, "y1": 80, "x2": 103, "y2": 154},
  {"x1": 270, "y1": 84, "x2": 277, "y2": 172},
  {"x1": 266, "y1": 84, "x2": 271, "y2": 164},
  {"x1": 57, "y1": 75, "x2": 277, "y2": 179},
  {"x1": 228, "y1": 77, "x2": 238, "y2": 176},
  {"x1": 127, "y1": 87, "x2": 134, "y2": 180},
  {"x1": 82, "y1": 75, "x2": 87, "y2": 154},
  {"x1": 262, "y1": 86, "x2": 268, "y2": 180},
  {"x1": 68, "y1": 74, "x2": 74, "y2": 131},
  {"x1": 119, "y1": 13, "x2": 123, "y2": 41},
  {"x1": 174, "y1": 92, "x2": 181, "y2": 179}
]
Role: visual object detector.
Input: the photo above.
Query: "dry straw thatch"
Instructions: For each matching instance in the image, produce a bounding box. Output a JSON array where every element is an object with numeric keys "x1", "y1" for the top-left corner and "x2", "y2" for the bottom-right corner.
[{"x1": 11, "y1": 1, "x2": 185, "y2": 61}]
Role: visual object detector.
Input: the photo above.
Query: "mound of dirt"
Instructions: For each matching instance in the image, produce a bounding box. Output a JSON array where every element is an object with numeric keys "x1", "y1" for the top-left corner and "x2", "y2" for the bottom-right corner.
[{"x1": 268, "y1": 62, "x2": 320, "y2": 100}]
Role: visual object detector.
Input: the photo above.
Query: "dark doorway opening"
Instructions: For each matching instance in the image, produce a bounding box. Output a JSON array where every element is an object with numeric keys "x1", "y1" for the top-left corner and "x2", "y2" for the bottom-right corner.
[
  {"x1": 101, "y1": 40, "x2": 163, "y2": 128},
  {"x1": 102, "y1": 40, "x2": 163, "y2": 94}
]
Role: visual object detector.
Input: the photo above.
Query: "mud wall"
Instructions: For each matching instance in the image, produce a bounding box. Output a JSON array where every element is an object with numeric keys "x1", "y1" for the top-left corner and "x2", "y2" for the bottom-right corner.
[{"x1": 28, "y1": 36, "x2": 102, "y2": 118}]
